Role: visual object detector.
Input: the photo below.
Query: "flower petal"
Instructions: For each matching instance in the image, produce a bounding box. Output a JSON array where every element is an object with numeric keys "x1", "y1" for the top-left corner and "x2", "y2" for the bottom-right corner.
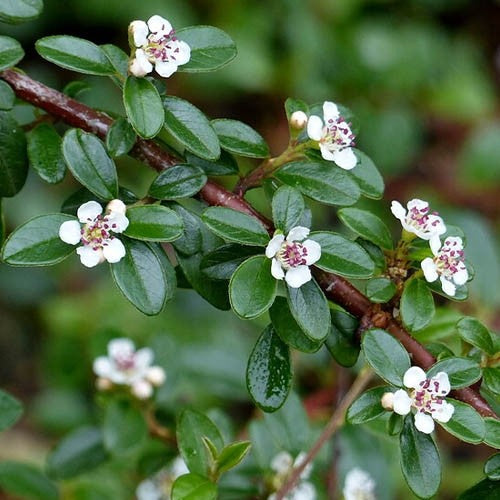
[
  {"x1": 270, "y1": 451, "x2": 293, "y2": 474},
  {"x1": 427, "y1": 215, "x2": 446, "y2": 236},
  {"x1": 432, "y1": 371, "x2": 451, "y2": 396},
  {"x1": 432, "y1": 401, "x2": 454, "y2": 423},
  {"x1": 131, "y1": 379, "x2": 153, "y2": 399},
  {"x1": 403, "y1": 366, "x2": 427, "y2": 389},
  {"x1": 322, "y1": 101, "x2": 339, "y2": 121},
  {"x1": 306, "y1": 115, "x2": 323, "y2": 141},
  {"x1": 414, "y1": 412, "x2": 435, "y2": 434},
  {"x1": 174, "y1": 41, "x2": 191, "y2": 65},
  {"x1": 171, "y1": 456, "x2": 189, "y2": 479},
  {"x1": 59, "y1": 220, "x2": 81, "y2": 245},
  {"x1": 453, "y1": 267, "x2": 468, "y2": 286},
  {"x1": 103, "y1": 238, "x2": 126, "y2": 264},
  {"x1": 129, "y1": 49, "x2": 153, "y2": 77},
  {"x1": 147, "y1": 15, "x2": 172, "y2": 34},
  {"x1": 390, "y1": 201, "x2": 406, "y2": 222},
  {"x1": 440, "y1": 276, "x2": 456, "y2": 297},
  {"x1": 303, "y1": 239, "x2": 321, "y2": 265},
  {"x1": 129, "y1": 20, "x2": 149, "y2": 47},
  {"x1": 77, "y1": 201, "x2": 102, "y2": 223},
  {"x1": 319, "y1": 143, "x2": 336, "y2": 162},
  {"x1": 407, "y1": 199, "x2": 428, "y2": 212},
  {"x1": 332, "y1": 148, "x2": 358, "y2": 170},
  {"x1": 154, "y1": 60, "x2": 179, "y2": 78},
  {"x1": 393, "y1": 389, "x2": 412, "y2": 415},
  {"x1": 76, "y1": 246, "x2": 103, "y2": 267},
  {"x1": 271, "y1": 258, "x2": 285, "y2": 280},
  {"x1": 107, "y1": 212, "x2": 129, "y2": 233},
  {"x1": 266, "y1": 234, "x2": 285, "y2": 258},
  {"x1": 93, "y1": 357, "x2": 114, "y2": 378},
  {"x1": 429, "y1": 235, "x2": 442, "y2": 256},
  {"x1": 421, "y1": 258, "x2": 439, "y2": 283},
  {"x1": 293, "y1": 452, "x2": 312, "y2": 480},
  {"x1": 109, "y1": 338, "x2": 135, "y2": 358},
  {"x1": 285, "y1": 265, "x2": 312, "y2": 288},
  {"x1": 286, "y1": 226, "x2": 310, "y2": 242},
  {"x1": 290, "y1": 481, "x2": 316, "y2": 500},
  {"x1": 134, "y1": 347, "x2": 154, "y2": 370}
]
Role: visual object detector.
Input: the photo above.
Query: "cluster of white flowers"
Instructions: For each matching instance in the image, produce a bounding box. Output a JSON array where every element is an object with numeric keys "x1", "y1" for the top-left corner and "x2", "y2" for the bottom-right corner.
[
  {"x1": 136, "y1": 457, "x2": 188, "y2": 500},
  {"x1": 382, "y1": 366, "x2": 455, "y2": 434},
  {"x1": 93, "y1": 338, "x2": 166, "y2": 399},
  {"x1": 343, "y1": 468, "x2": 376, "y2": 500},
  {"x1": 128, "y1": 15, "x2": 191, "y2": 78},
  {"x1": 268, "y1": 451, "x2": 316, "y2": 500},
  {"x1": 265, "y1": 227, "x2": 321, "y2": 288},
  {"x1": 59, "y1": 199, "x2": 129, "y2": 268},
  {"x1": 391, "y1": 198, "x2": 468, "y2": 296}
]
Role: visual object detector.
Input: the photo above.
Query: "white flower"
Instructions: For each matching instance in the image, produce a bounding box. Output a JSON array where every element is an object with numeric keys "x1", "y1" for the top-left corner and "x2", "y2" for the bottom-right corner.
[
  {"x1": 265, "y1": 227, "x2": 321, "y2": 288},
  {"x1": 343, "y1": 468, "x2": 376, "y2": 500},
  {"x1": 136, "y1": 457, "x2": 188, "y2": 500},
  {"x1": 306, "y1": 101, "x2": 357, "y2": 169},
  {"x1": 93, "y1": 338, "x2": 166, "y2": 399},
  {"x1": 421, "y1": 236, "x2": 468, "y2": 297},
  {"x1": 128, "y1": 15, "x2": 191, "y2": 78},
  {"x1": 391, "y1": 199, "x2": 446, "y2": 248},
  {"x1": 59, "y1": 200, "x2": 129, "y2": 268},
  {"x1": 392, "y1": 366, "x2": 455, "y2": 434}
]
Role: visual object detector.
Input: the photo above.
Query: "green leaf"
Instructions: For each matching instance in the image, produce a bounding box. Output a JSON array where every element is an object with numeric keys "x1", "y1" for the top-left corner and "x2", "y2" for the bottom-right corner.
[
  {"x1": 0, "y1": 36, "x2": 24, "y2": 70},
  {"x1": 400, "y1": 415, "x2": 441, "y2": 499},
  {"x1": 46, "y1": 426, "x2": 107, "y2": 479},
  {"x1": 149, "y1": 165, "x2": 207, "y2": 200},
  {"x1": 123, "y1": 76, "x2": 164, "y2": 139},
  {"x1": 269, "y1": 296, "x2": 323, "y2": 353},
  {"x1": 62, "y1": 80, "x2": 91, "y2": 99},
  {"x1": 0, "y1": 0, "x2": 43, "y2": 24},
  {"x1": 163, "y1": 96, "x2": 220, "y2": 160},
  {"x1": 284, "y1": 97, "x2": 308, "y2": 121},
  {"x1": 171, "y1": 473, "x2": 217, "y2": 500},
  {"x1": 483, "y1": 367, "x2": 500, "y2": 396},
  {"x1": 0, "y1": 389, "x2": 23, "y2": 431},
  {"x1": 110, "y1": 238, "x2": 168, "y2": 315},
  {"x1": 102, "y1": 400, "x2": 148, "y2": 454},
  {"x1": 325, "y1": 310, "x2": 360, "y2": 367},
  {"x1": 202, "y1": 207, "x2": 269, "y2": 246},
  {"x1": 177, "y1": 26, "x2": 237, "y2": 72},
  {"x1": 200, "y1": 244, "x2": 261, "y2": 280},
  {"x1": 366, "y1": 277, "x2": 396, "y2": 303},
  {"x1": 100, "y1": 43, "x2": 128, "y2": 80},
  {"x1": 0, "y1": 80, "x2": 15, "y2": 110},
  {"x1": 309, "y1": 231, "x2": 375, "y2": 278},
  {"x1": 338, "y1": 208, "x2": 393, "y2": 249},
  {"x1": 348, "y1": 149, "x2": 384, "y2": 199},
  {"x1": 216, "y1": 441, "x2": 251, "y2": 475},
  {"x1": 0, "y1": 110, "x2": 28, "y2": 197},
  {"x1": 246, "y1": 325, "x2": 292, "y2": 412},
  {"x1": 62, "y1": 129, "x2": 118, "y2": 200},
  {"x1": 388, "y1": 413, "x2": 404, "y2": 436},
  {"x1": 211, "y1": 119, "x2": 269, "y2": 158},
  {"x1": 286, "y1": 278, "x2": 330, "y2": 341},
  {"x1": 229, "y1": 255, "x2": 277, "y2": 319},
  {"x1": 362, "y1": 329, "x2": 411, "y2": 386},
  {"x1": 438, "y1": 400, "x2": 485, "y2": 444},
  {"x1": 271, "y1": 186, "x2": 305, "y2": 233},
  {"x1": 185, "y1": 150, "x2": 238, "y2": 176},
  {"x1": 124, "y1": 205, "x2": 183, "y2": 242},
  {"x1": 400, "y1": 279, "x2": 435, "y2": 332},
  {"x1": 483, "y1": 417, "x2": 500, "y2": 449},
  {"x1": 35, "y1": 36, "x2": 115, "y2": 75},
  {"x1": 170, "y1": 203, "x2": 202, "y2": 255},
  {"x1": 356, "y1": 237, "x2": 387, "y2": 271},
  {"x1": 427, "y1": 357, "x2": 481, "y2": 389},
  {"x1": 61, "y1": 186, "x2": 137, "y2": 216},
  {"x1": 484, "y1": 453, "x2": 500, "y2": 480},
  {"x1": 457, "y1": 479, "x2": 499, "y2": 499},
  {"x1": 176, "y1": 409, "x2": 223, "y2": 477},
  {"x1": 0, "y1": 462, "x2": 58, "y2": 500},
  {"x1": 456, "y1": 317, "x2": 495, "y2": 355},
  {"x1": 276, "y1": 160, "x2": 360, "y2": 206},
  {"x1": 346, "y1": 386, "x2": 390, "y2": 424},
  {"x1": 105, "y1": 118, "x2": 136, "y2": 157},
  {"x1": 148, "y1": 242, "x2": 177, "y2": 305},
  {"x1": 1, "y1": 214, "x2": 75, "y2": 266},
  {"x1": 27, "y1": 123, "x2": 66, "y2": 184}
]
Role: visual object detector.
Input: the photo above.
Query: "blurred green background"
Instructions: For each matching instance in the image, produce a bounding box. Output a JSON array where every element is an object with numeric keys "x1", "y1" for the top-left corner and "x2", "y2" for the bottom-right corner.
[{"x1": 1, "y1": 0, "x2": 499, "y2": 498}]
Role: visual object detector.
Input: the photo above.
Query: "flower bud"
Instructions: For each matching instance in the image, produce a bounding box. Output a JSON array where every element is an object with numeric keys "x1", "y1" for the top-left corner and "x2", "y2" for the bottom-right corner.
[
  {"x1": 106, "y1": 199, "x2": 127, "y2": 215},
  {"x1": 290, "y1": 111, "x2": 308, "y2": 130},
  {"x1": 96, "y1": 377, "x2": 113, "y2": 391},
  {"x1": 381, "y1": 392, "x2": 395, "y2": 411},
  {"x1": 147, "y1": 366, "x2": 166, "y2": 386},
  {"x1": 132, "y1": 379, "x2": 154, "y2": 399}
]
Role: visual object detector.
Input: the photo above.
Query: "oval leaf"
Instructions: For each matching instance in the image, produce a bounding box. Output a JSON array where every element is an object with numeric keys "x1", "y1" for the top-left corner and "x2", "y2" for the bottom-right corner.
[
  {"x1": 400, "y1": 279, "x2": 435, "y2": 332},
  {"x1": 149, "y1": 164, "x2": 207, "y2": 200},
  {"x1": 271, "y1": 186, "x2": 305, "y2": 233},
  {"x1": 457, "y1": 317, "x2": 495, "y2": 355},
  {"x1": 211, "y1": 119, "x2": 269, "y2": 158},
  {"x1": 483, "y1": 417, "x2": 500, "y2": 449},
  {"x1": 338, "y1": 208, "x2": 393, "y2": 249},
  {"x1": 348, "y1": 149, "x2": 384, "y2": 199},
  {"x1": 172, "y1": 473, "x2": 217, "y2": 500},
  {"x1": 0, "y1": 462, "x2": 58, "y2": 500},
  {"x1": 185, "y1": 150, "x2": 238, "y2": 176},
  {"x1": 124, "y1": 205, "x2": 183, "y2": 242},
  {"x1": 0, "y1": 389, "x2": 23, "y2": 431},
  {"x1": 0, "y1": 0, "x2": 43, "y2": 24},
  {"x1": 366, "y1": 277, "x2": 396, "y2": 303},
  {"x1": 346, "y1": 386, "x2": 390, "y2": 425},
  {"x1": 200, "y1": 244, "x2": 262, "y2": 280},
  {"x1": 484, "y1": 453, "x2": 500, "y2": 480},
  {"x1": 438, "y1": 400, "x2": 485, "y2": 444},
  {"x1": 0, "y1": 80, "x2": 15, "y2": 110},
  {"x1": 426, "y1": 357, "x2": 481, "y2": 389},
  {"x1": 0, "y1": 36, "x2": 24, "y2": 70},
  {"x1": 458, "y1": 479, "x2": 500, "y2": 500},
  {"x1": 106, "y1": 117, "x2": 136, "y2": 157},
  {"x1": 326, "y1": 310, "x2": 361, "y2": 367},
  {"x1": 216, "y1": 441, "x2": 251, "y2": 475}
]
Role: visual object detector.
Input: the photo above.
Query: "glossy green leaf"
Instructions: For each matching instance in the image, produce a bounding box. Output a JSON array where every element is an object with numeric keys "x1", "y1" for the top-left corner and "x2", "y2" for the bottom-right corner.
[
  {"x1": 27, "y1": 123, "x2": 66, "y2": 184},
  {"x1": 366, "y1": 277, "x2": 396, "y2": 303},
  {"x1": 163, "y1": 96, "x2": 220, "y2": 160},
  {"x1": 0, "y1": 36, "x2": 24, "y2": 70},
  {"x1": 0, "y1": 389, "x2": 23, "y2": 431},
  {"x1": 272, "y1": 186, "x2": 305, "y2": 233},
  {"x1": 0, "y1": 110, "x2": 28, "y2": 197},
  {"x1": 229, "y1": 255, "x2": 277, "y2": 319},
  {"x1": 216, "y1": 441, "x2": 251, "y2": 475},
  {"x1": 185, "y1": 150, "x2": 238, "y2": 176},
  {"x1": 246, "y1": 325, "x2": 292, "y2": 412},
  {"x1": 457, "y1": 317, "x2": 495, "y2": 355},
  {"x1": 170, "y1": 203, "x2": 203, "y2": 255},
  {"x1": 200, "y1": 244, "x2": 261, "y2": 280},
  {"x1": 348, "y1": 149, "x2": 384, "y2": 199},
  {"x1": 0, "y1": 0, "x2": 43, "y2": 24},
  {"x1": 171, "y1": 473, "x2": 217, "y2": 500},
  {"x1": 148, "y1": 242, "x2": 177, "y2": 305},
  {"x1": 202, "y1": 207, "x2": 269, "y2": 246},
  {"x1": 484, "y1": 453, "x2": 500, "y2": 480},
  {"x1": 483, "y1": 367, "x2": 500, "y2": 396},
  {"x1": 149, "y1": 165, "x2": 207, "y2": 200},
  {"x1": 62, "y1": 80, "x2": 91, "y2": 99},
  {"x1": 105, "y1": 118, "x2": 136, "y2": 157},
  {"x1": 427, "y1": 357, "x2": 481, "y2": 389},
  {"x1": 387, "y1": 413, "x2": 404, "y2": 436},
  {"x1": 325, "y1": 310, "x2": 360, "y2": 367},
  {"x1": 176, "y1": 409, "x2": 223, "y2": 476},
  {"x1": 284, "y1": 97, "x2": 308, "y2": 121},
  {"x1": 124, "y1": 205, "x2": 183, "y2": 242},
  {"x1": 177, "y1": 25, "x2": 237, "y2": 72},
  {"x1": 438, "y1": 400, "x2": 485, "y2": 444},
  {"x1": 483, "y1": 417, "x2": 500, "y2": 449},
  {"x1": 356, "y1": 237, "x2": 386, "y2": 271},
  {"x1": 362, "y1": 329, "x2": 410, "y2": 386},
  {"x1": 457, "y1": 479, "x2": 499, "y2": 499},
  {"x1": 62, "y1": 129, "x2": 118, "y2": 200},
  {"x1": 211, "y1": 119, "x2": 269, "y2": 158},
  {"x1": 101, "y1": 43, "x2": 129, "y2": 79},
  {"x1": 346, "y1": 386, "x2": 390, "y2": 424},
  {"x1": 110, "y1": 238, "x2": 168, "y2": 315},
  {"x1": 46, "y1": 426, "x2": 107, "y2": 479},
  {"x1": 0, "y1": 462, "x2": 58, "y2": 500},
  {"x1": 400, "y1": 416, "x2": 441, "y2": 499},
  {"x1": 309, "y1": 231, "x2": 375, "y2": 278},
  {"x1": 286, "y1": 279, "x2": 330, "y2": 341},
  {"x1": 0, "y1": 80, "x2": 15, "y2": 110},
  {"x1": 123, "y1": 76, "x2": 164, "y2": 139},
  {"x1": 276, "y1": 160, "x2": 360, "y2": 206},
  {"x1": 338, "y1": 208, "x2": 393, "y2": 249},
  {"x1": 1, "y1": 214, "x2": 75, "y2": 266},
  {"x1": 400, "y1": 279, "x2": 435, "y2": 332}
]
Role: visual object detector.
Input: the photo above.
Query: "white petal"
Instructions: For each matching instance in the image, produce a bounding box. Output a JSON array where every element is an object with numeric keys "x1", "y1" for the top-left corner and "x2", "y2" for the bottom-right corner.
[
  {"x1": 322, "y1": 101, "x2": 339, "y2": 121},
  {"x1": 285, "y1": 266, "x2": 312, "y2": 288},
  {"x1": 131, "y1": 379, "x2": 153, "y2": 399},
  {"x1": 109, "y1": 338, "x2": 135, "y2": 358},
  {"x1": 147, "y1": 15, "x2": 172, "y2": 34},
  {"x1": 76, "y1": 246, "x2": 103, "y2": 268},
  {"x1": 93, "y1": 357, "x2": 114, "y2": 378},
  {"x1": 392, "y1": 389, "x2": 412, "y2": 415},
  {"x1": 174, "y1": 41, "x2": 191, "y2": 65},
  {"x1": 290, "y1": 481, "x2": 316, "y2": 500},
  {"x1": 147, "y1": 366, "x2": 166, "y2": 386},
  {"x1": 171, "y1": 457, "x2": 189, "y2": 479},
  {"x1": 106, "y1": 212, "x2": 129, "y2": 233},
  {"x1": 271, "y1": 258, "x2": 285, "y2": 280},
  {"x1": 421, "y1": 258, "x2": 439, "y2": 283},
  {"x1": 106, "y1": 199, "x2": 127, "y2": 215},
  {"x1": 440, "y1": 276, "x2": 456, "y2": 296},
  {"x1": 135, "y1": 479, "x2": 159, "y2": 500},
  {"x1": 271, "y1": 451, "x2": 293, "y2": 474},
  {"x1": 429, "y1": 235, "x2": 442, "y2": 256},
  {"x1": 154, "y1": 60, "x2": 179, "y2": 78},
  {"x1": 445, "y1": 236, "x2": 464, "y2": 249},
  {"x1": 59, "y1": 220, "x2": 81, "y2": 245},
  {"x1": 407, "y1": 198, "x2": 428, "y2": 212},
  {"x1": 134, "y1": 347, "x2": 154, "y2": 370},
  {"x1": 266, "y1": 234, "x2": 285, "y2": 258},
  {"x1": 129, "y1": 20, "x2": 149, "y2": 47},
  {"x1": 432, "y1": 371, "x2": 451, "y2": 396},
  {"x1": 403, "y1": 366, "x2": 427, "y2": 389},
  {"x1": 427, "y1": 215, "x2": 446, "y2": 236},
  {"x1": 302, "y1": 239, "x2": 321, "y2": 265},
  {"x1": 286, "y1": 226, "x2": 310, "y2": 242},
  {"x1": 294, "y1": 452, "x2": 313, "y2": 480},
  {"x1": 306, "y1": 115, "x2": 324, "y2": 141},
  {"x1": 453, "y1": 267, "x2": 468, "y2": 286},
  {"x1": 318, "y1": 143, "x2": 337, "y2": 162},
  {"x1": 390, "y1": 201, "x2": 406, "y2": 222},
  {"x1": 103, "y1": 238, "x2": 126, "y2": 263},
  {"x1": 77, "y1": 201, "x2": 102, "y2": 223},
  {"x1": 129, "y1": 50, "x2": 153, "y2": 77},
  {"x1": 433, "y1": 401, "x2": 454, "y2": 423},
  {"x1": 414, "y1": 412, "x2": 435, "y2": 434},
  {"x1": 332, "y1": 148, "x2": 357, "y2": 170}
]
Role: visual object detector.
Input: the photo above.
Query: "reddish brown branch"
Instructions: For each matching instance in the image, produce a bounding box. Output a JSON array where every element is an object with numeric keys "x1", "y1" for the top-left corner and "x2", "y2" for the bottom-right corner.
[{"x1": 1, "y1": 69, "x2": 495, "y2": 419}]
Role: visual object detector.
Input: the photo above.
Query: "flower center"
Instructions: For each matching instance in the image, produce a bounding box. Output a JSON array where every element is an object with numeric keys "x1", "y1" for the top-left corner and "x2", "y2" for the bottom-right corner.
[
  {"x1": 406, "y1": 205, "x2": 440, "y2": 232},
  {"x1": 411, "y1": 378, "x2": 446, "y2": 414},
  {"x1": 278, "y1": 242, "x2": 308, "y2": 269},
  {"x1": 114, "y1": 352, "x2": 136, "y2": 371},
  {"x1": 144, "y1": 29, "x2": 180, "y2": 63},
  {"x1": 80, "y1": 215, "x2": 116, "y2": 251},
  {"x1": 322, "y1": 116, "x2": 355, "y2": 150},
  {"x1": 433, "y1": 239, "x2": 466, "y2": 278}
]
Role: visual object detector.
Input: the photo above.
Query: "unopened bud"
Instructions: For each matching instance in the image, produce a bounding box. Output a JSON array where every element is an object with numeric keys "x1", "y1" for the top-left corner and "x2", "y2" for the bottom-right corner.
[
  {"x1": 147, "y1": 366, "x2": 166, "y2": 386},
  {"x1": 106, "y1": 199, "x2": 127, "y2": 215},
  {"x1": 290, "y1": 111, "x2": 308, "y2": 130},
  {"x1": 96, "y1": 377, "x2": 113, "y2": 391},
  {"x1": 381, "y1": 392, "x2": 394, "y2": 411},
  {"x1": 131, "y1": 379, "x2": 153, "y2": 399}
]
